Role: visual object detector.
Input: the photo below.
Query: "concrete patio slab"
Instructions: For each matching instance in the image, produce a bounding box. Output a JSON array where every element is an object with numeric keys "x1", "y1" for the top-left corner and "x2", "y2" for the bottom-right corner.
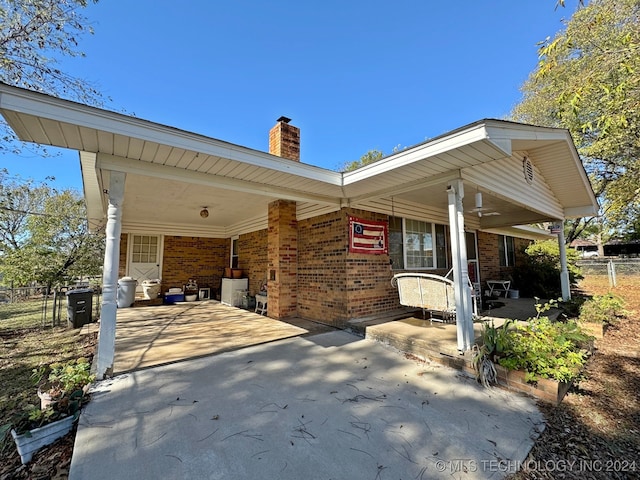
[
  {"x1": 113, "y1": 301, "x2": 315, "y2": 374},
  {"x1": 72, "y1": 330, "x2": 544, "y2": 480}
]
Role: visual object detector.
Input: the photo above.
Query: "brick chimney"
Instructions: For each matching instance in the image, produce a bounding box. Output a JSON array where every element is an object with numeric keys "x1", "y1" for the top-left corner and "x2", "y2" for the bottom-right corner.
[{"x1": 269, "y1": 116, "x2": 300, "y2": 162}]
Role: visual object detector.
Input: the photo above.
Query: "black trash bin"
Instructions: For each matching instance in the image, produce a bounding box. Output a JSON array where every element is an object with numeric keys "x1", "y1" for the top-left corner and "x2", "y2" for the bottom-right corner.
[{"x1": 66, "y1": 288, "x2": 94, "y2": 328}]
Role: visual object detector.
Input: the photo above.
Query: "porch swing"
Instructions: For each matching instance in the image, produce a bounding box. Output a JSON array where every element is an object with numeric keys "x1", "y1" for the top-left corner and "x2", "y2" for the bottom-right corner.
[{"x1": 391, "y1": 270, "x2": 478, "y2": 323}]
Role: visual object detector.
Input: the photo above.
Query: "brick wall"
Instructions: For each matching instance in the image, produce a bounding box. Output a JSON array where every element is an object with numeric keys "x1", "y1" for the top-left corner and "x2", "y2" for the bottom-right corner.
[
  {"x1": 161, "y1": 236, "x2": 228, "y2": 295},
  {"x1": 297, "y1": 210, "x2": 348, "y2": 326},
  {"x1": 118, "y1": 236, "x2": 128, "y2": 278},
  {"x1": 477, "y1": 231, "x2": 500, "y2": 281},
  {"x1": 477, "y1": 231, "x2": 532, "y2": 285},
  {"x1": 238, "y1": 229, "x2": 268, "y2": 295},
  {"x1": 117, "y1": 233, "x2": 267, "y2": 299},
  {"x1": 345, "y1": 209, "x2": 398, "y2": 320},
  {"x1": 297, "y1": 208, "x2": 399, "y2": 327}
]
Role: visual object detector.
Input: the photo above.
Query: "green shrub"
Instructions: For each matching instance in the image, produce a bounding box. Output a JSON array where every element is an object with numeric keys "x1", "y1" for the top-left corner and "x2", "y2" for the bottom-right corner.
[
  {"x1": 511, "y1": 240, "x2": 582, "y2": 298},
  {"x1": 558, "y1": 296, "x2": 586, "y2": 318},
  {"x1": 497, "y1": 317, "x2": 591, "y2": 383},
  {"x1": 579, "y1": 293, "x2": 626, "y2": 325}
]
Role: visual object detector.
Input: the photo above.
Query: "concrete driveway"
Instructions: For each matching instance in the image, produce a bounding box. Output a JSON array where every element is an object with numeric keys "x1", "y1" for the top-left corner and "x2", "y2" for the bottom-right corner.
[{"x1": 71, "y1": 330, "x2": 543, "y2": 479}]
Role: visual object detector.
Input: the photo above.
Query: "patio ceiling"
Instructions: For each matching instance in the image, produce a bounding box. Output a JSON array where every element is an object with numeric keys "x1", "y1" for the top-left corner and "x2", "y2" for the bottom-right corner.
[{"x1": 0, "y1": 84, "x2": 598, "y2": 237}]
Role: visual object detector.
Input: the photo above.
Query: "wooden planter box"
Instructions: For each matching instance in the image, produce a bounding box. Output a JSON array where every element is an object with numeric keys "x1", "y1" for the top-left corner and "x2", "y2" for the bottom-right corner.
[
  {"x1": 578, "y1": 321, "x2": 605, "y2": 340},
  {"x1": 424, "y1": 353, "x2": 573, "y2": 406},
  {"x1": 492, "y1": 364, "x2": 571, "y2": 406},
  {"x1": 11, "y1": 415, "x2": 74, "y2": 464}
]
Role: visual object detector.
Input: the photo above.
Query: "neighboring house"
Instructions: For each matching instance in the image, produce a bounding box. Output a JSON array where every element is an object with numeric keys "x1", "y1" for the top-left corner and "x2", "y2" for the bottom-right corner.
[
  {"x1": 0, "y1": 84, "x2": 599, "y2": 378},
  {"x1": 571, "y1": 239, "x2": 600, "y2": 257},
  {"x1": 604, "y1": 239, "x2": 640, "y2": 257}
]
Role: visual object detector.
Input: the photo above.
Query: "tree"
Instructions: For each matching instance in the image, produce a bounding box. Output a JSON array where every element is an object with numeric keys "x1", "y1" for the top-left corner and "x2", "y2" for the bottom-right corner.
[
  {"x1": 0, "y1": 0, "x2": 103, "y2": 154},
  {"x1": 0, "y1": 172, "x2": 49, "y2": 252},
  {"x1": 340, "y1": 149, "x2": 385, "y2": 172},
  {"x1": 0, "y1": 173, "x2": 104, "y2": 288},
  {"x1": 511, "y1": 0, "x2": 640, "y2": 242}
]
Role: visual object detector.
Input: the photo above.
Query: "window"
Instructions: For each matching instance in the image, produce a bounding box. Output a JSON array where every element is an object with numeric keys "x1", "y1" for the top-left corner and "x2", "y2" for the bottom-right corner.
[
  {"x1": 388, "y1": 217, "x2": 404, "y2": 269},
  {"x1": 231, "y1": 237, "x2": 239, "y2": 268},
  {"x1": 389, "y1": 217, "x2": 448, "y2": 270},
  {"x1": 498, "y1": 235, "x2": 516, "y2": 267},
  {"x1": 131, "y1": 235, "x2": 158, "y2": 263}
]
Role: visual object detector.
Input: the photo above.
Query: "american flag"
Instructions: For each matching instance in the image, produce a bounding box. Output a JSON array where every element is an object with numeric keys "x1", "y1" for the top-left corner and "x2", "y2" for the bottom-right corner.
[{"x1": 349, "y1": 216, "x2": 388, "y2": 254}]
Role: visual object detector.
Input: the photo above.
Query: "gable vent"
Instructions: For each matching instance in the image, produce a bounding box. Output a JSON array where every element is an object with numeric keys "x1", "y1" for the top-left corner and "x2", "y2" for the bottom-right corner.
[{"x1": 523, "y1": 156, "x2": 534, "y2": 185}]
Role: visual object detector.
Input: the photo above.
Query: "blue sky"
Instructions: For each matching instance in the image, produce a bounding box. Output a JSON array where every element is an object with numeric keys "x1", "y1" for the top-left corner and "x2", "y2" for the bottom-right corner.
[{"x1": 2, "y1": 0, "x2": 580, "y2": 191}]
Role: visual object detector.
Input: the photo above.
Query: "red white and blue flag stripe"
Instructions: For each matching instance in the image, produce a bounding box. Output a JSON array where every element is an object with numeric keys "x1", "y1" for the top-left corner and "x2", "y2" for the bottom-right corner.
[{"x1": 349, "y1": 216, "x2": 388, "y2": 254}]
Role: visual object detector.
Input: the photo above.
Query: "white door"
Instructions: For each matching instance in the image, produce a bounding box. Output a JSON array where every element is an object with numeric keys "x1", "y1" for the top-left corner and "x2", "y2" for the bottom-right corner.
[{"x1": 128, "y1": 235, "x2": 161, "y2": 291}]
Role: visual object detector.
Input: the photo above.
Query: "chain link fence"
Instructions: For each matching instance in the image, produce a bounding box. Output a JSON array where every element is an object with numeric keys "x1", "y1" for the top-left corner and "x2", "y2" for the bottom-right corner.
[
  {"x1": 0, "y1": 283, "x2": 101, "y2": 328},
  {"x1": 577, "y1": 258, "x2": 640, "y2": 288},
  {"x1": 577, "y1": 258, "x2": 640, "y2": 275}
]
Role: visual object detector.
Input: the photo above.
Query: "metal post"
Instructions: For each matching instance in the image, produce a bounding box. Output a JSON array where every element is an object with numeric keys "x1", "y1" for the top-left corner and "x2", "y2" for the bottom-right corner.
[{"x1": 607, "y1": 259, "x2": 617, "y2": 287}]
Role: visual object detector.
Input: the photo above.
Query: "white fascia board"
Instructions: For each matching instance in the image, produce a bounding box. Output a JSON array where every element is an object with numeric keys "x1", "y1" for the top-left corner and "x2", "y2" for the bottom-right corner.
[
  {"x1": 484, "y1": 121, "x2": 569, "y2": 142},
  {"x1": 563, "y1": 140, "x2": 599, "y2": 211},
  {"x1": 0, "y1": 84, "x2": 342, "y2": 185},
  {"x1": 343, "y1": 123, "x2": 498, "y2": 185},
  {"x1": 565, "y1": 205, "x2": 599, "y2": 218},
  {"x1": 97, "y1": 154, "x2": 342, "y2": 206}
]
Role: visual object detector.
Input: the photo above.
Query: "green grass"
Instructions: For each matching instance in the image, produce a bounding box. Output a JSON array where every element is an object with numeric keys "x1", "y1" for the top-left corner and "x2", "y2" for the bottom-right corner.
[
  {"x1": 0, "y1": 299, "x2": 45, "y2": 326},
  {"x1": 0, "y1": 299, "x2": 97, "y2": 450}
]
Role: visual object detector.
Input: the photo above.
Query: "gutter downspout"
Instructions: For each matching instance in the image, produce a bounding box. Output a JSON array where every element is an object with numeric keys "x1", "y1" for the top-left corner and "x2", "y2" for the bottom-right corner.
[{"x1": 95, "y1": 172, "x2": 126, "y2": 379}]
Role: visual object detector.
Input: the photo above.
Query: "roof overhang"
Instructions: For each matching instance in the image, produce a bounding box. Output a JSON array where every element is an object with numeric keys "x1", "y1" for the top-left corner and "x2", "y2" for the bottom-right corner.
[{"x1": 0, "y1": 84, "x2": 599, "y2": 237}]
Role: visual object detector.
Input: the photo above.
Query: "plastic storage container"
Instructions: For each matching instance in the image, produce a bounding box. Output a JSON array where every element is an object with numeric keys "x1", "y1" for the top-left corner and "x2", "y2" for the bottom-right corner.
[
  {"x1": 117, "y1": 277, "x2": 137, "y2": 308},
  {"x1": 164, "y1": 287, "x2": 184, "y2": 304},
  {"x1": 66, "y1": 288, "x2": 94, "y2": 328}
]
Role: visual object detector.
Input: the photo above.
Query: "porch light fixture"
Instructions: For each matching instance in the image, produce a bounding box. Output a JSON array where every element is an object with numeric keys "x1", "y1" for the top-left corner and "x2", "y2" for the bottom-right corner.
[
  {"x1": 200, "y1": 207, "x2": 209, "y2": 218},
  {"x1": 474, "y1": 191, "x2": 483, "y2": 217},
  {"x1": 475, "y1": 191, "x2": 483, "y2": 210}
]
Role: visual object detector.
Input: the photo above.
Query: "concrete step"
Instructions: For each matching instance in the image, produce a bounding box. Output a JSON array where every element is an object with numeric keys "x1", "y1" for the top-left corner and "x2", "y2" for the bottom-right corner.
[{"x1": 133, "y1": 297, "x2": 163, "y2": 307}]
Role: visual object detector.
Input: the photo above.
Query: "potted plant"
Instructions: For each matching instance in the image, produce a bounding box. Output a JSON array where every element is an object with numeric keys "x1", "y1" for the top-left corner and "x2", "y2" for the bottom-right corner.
[
  {"x1": 34, "y1": 357, "x2": 94, "y2": 409},
  {"x1": 9, "y1": 358, "x2": 95, "y2": 464}
]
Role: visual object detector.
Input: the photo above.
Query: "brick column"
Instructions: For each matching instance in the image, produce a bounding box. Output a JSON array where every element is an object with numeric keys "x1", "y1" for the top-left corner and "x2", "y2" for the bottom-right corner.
[{"x1": 267, "y1": 200, "x2": 297, "y2": 318}]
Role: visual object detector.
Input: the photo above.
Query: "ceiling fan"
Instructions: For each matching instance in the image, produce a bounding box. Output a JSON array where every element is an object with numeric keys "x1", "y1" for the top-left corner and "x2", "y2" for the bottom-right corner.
[{"x1": 469, "y1": 192, "x2": 500, "y2": 217}]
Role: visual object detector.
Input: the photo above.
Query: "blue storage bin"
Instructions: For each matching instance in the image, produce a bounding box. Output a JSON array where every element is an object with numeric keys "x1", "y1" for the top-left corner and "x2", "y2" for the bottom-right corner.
[{"x1": 164, "y1": 293, "x2": 185, "y2": 304}]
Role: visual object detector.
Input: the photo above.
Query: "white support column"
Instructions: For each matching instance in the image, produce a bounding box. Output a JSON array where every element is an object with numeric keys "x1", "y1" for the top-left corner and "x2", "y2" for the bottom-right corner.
[
  {"x1": 557, "y1": 223, "x2": 571, "y2": 301},
  {"x1": 95, "y1": 172, "x2": 126, "y2": 379},
  {"x1": 456, "y1": 190, "x2": 475, "y2": 347},
  {"x1": 447, "y1": 180, "x2": 474, "y2": 352}
]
